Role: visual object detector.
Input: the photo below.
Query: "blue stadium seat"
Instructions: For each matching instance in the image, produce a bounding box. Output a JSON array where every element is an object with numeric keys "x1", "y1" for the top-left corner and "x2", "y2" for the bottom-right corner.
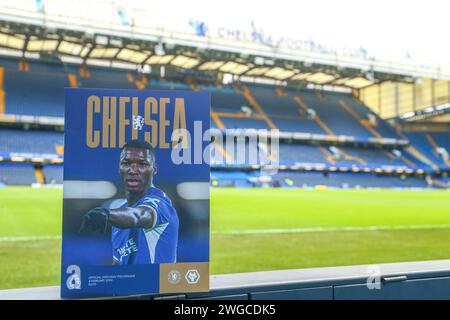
[
  {"x1": 339, "y1": 147, "x2": 407, "y2": 166},
  {"x1": 270, "y1": 118, "x2": 325, "y2": 134},
  {"x1": 339, "y1": 96, "x2": 399, "y2": 138},
  {"x1": 43, "y1": 165, "x2": 63, "y2": 184},
  {"x1": 299, "y1": 96, "x2": 374, "y2": 137},
  {"x1": 432, "y1": 132, "x2": 450, "y2": 150},
  {"x1": 278, "y1": 144, "x2": 328, "y2": 164},
  {"x1": 78, "y1": 67, "x2": 137, "y2": 90},
  {"x1": 149, "y1": 80, "x2": 192, "y2": 91},
  {"x1": 0, "y1": 57, "x2": 440, "y2": 188},
  {"x1": 211, "y1": 91, "x2": 250, "y2": 113},
  {"x1": 3, "y1": 60, "x2": 67, "y2": 116},
  {"x1": 0, "y1": 129, "x2": 63, "y2": 154},
  {"x1": 272, "y1": 171, "x2": 427, "y2": 188},
  {"x1": 404, "y1": 132, "x2": 445, "y2": 166},
  {"x1": 0, "y1": 163, "x2": 36, "y2": 185},
  {"x1": 220, "y1": 117, "x2": 269, "y2": 130},
  {"x1": 212, "y1": 170, "x2": 428, "y2": 188}
]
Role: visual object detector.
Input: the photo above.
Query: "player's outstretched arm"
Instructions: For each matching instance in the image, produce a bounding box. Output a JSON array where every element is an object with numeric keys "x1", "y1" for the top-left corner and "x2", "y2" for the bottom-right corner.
[{"x1": 109, "y1": 206, "x2": 155, "y2": 229}]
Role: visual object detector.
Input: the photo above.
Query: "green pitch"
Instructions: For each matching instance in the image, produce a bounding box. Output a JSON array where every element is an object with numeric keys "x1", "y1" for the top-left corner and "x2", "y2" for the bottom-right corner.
[
  {"x1": 211, "y1": 188, "x2": 450, "y2": 274},
  {"x1": 1, "y1": 186, "x2": 450, "y2": 289}
]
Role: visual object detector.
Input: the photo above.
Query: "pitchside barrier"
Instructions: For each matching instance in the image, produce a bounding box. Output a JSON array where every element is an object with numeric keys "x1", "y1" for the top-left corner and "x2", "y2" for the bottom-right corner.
[{"x1": 1, "y1": 260, "x2": 450, "y2": 300}]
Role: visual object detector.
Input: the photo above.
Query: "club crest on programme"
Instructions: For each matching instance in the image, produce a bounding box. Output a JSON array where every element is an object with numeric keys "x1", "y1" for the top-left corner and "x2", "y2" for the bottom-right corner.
[{"x1": 168, "y1": 270, "x2": 181, "y2": 284}]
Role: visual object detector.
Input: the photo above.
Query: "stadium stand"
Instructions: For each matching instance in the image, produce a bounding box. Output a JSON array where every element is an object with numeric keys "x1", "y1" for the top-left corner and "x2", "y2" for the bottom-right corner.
[
  {"x1": 0, "y1": 129, "x2": 63, "y2": 154},
  {"x1": 0, "y1": 163, "x2": 36, "y2": 185},
  {"x1": 149, "y1": 79, "x2": 192, "y2": 91},
  {"x1": 342, "y1": 97, "x2": 400, "y2": 138},
  {"x1": 247, "y1": 85, "x2": 327, "y2": 133},
  {"x1": 437, "y1": 177, "x2": 450, "y2": 185},
  {"x1": 0, "y1": 58, "x2": 447, "y2": 188},
  {"x1": 219, "y1": 117, "x2": 270, "y2": 130},
  {"x1": 404, "y1": 132, "x2": 449, "y2": 167},
  {"x1": 3, "y1": 59, "x2": 67, "y2": 117},
  {"x1": 205, "y1": 83, "x2": 403, "y2": 139},
  {"x1": 431, "y1": 132, "x2": 450, "y2": 150},
  {"x1": 211, "y1": 141, "x2": 424, "y2": 168},
  {"x1": 279, "y1": 144, "x2": 328, "y2": 164},
  {"x1": 270, "y1": 117, "x2": 325, "y2": 133},
  {"x1": 210, "y1": 88, "x2": 250, "y2": 113},
  {"x1": 274, "y1": 171, "x2": 428, "y2": 188},
  {"x1": 295, "y1": 91, "x2": 381, "y2": 138},
  {"x1": 42, "y1": 164, "x2": 63, "y2": 184},
  {"x1": 77, "y1": 67, "x2": 138, "y2": 90},
  {"x1": 338, "y1": 147, "x2": 406, "y2": 166},
  {"x1": 211, "y1": 170, "x2": 429, "y2": 188}
]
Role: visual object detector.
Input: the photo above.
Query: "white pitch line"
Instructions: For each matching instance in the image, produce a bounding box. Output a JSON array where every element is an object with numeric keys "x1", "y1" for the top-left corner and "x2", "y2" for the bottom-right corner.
[
  {"x1": 3, "y1": 224, "x2": 450, "y2": 241},
  {"x1": 213, "y1": 224, "x2": 450, "y2": 235},
  {"x1": 0, "y1": 235, "x2": 61, "y2": 242}
]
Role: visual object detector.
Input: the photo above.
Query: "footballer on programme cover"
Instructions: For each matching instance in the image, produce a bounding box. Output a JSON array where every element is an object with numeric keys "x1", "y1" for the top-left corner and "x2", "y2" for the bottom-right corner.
[{"x1": 61, "y1": 88, "x2": 210, "y2": 298}]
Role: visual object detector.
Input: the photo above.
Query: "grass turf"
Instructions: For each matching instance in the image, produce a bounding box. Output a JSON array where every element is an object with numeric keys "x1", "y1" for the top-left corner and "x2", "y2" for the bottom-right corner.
[
  {"x1": 0, "y1": 239, "x2": 61, "y2": 289},
  {"x1": 0, "y1": 186, "x2": 62, "y2": 237},
  {"x1": 0, "y1": 186, "x2": 450, "y2": 289},
  {"x1": 210, "y1": 188, "x2": 450, "y2": 274},
  {"x1": 211, "y1": 188, "x2": 450, "y2": 232},
  {"x1": 211, "y1": 229, "x2": 450, "y2": 274}
]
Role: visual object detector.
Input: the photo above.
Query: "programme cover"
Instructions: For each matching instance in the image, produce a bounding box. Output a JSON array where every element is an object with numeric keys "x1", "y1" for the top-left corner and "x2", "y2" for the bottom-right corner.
[{"x1": 60, "y1": 88, "x2": 210, "y2": 298}]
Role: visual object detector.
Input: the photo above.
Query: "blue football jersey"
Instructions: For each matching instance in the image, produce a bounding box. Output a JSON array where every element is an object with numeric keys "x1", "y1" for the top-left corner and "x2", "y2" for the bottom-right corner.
[{"x1": 112, "y1": 187, "x2": 179, "y2": 264}]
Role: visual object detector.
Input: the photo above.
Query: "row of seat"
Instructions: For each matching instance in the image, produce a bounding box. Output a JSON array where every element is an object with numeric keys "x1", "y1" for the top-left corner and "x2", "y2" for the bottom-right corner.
[
  {"x1": 0, "y1": 58, "x2": 447, "y2": 188},
  {"x1": 0, "y1": 127, "x2": 414, "y2": 168},
  {"x1": 1, "y1": 58, "x2": 398, "y2": 139},
  {"x1": 211, "y1": 142, "x2": 415, "y2": 167},
  {"x1": 405, "y1": 132, "x2": 450, "y2": 167},
  {"x1": 211, "y1": 171, "x2": 429, "y2": 188},
  {"x1": 0, "y1": 129, "x2": 63, "y2": 154},
  {"x1": 0, "y1": 163, "x2": 62, "y2": 185}
]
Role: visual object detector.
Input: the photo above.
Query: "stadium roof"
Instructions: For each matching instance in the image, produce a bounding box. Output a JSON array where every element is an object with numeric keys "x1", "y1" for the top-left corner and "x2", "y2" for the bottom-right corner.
[{"x1": 0, "y1": 1, "x2": 448, "y2": 120}]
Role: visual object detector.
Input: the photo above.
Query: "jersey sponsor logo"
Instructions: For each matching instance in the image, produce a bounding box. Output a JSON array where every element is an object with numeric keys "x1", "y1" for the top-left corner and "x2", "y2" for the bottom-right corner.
[
  {"x1": 116, "y1": 237, "x2": 138, "y2": 262},
  {"x1": 142, "y1": 197, "x2": 160, "y2": 208}
]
